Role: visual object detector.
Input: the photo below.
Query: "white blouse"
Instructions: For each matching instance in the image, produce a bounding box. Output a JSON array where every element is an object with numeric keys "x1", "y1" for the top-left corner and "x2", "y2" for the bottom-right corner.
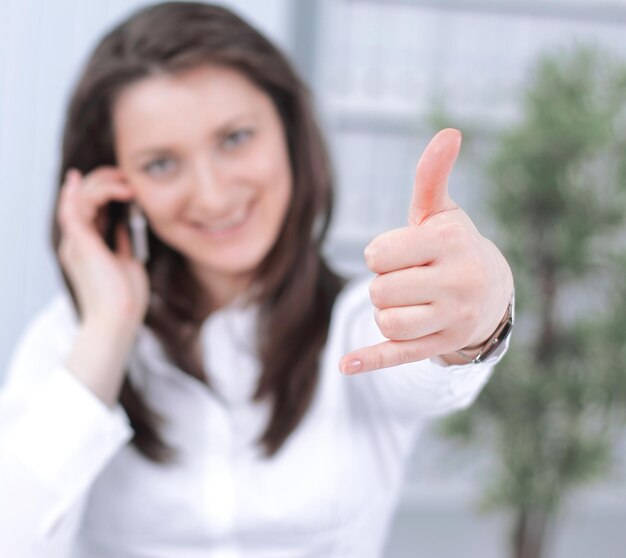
[{"x1": 0, "y1": 276, "x2": 509, "y2": 558}]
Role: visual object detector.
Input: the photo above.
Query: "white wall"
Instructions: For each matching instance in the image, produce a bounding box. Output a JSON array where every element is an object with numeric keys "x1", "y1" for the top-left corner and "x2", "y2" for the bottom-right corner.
[{"x1": 0, "y1": 0, "x2": 291, "y2": 380}]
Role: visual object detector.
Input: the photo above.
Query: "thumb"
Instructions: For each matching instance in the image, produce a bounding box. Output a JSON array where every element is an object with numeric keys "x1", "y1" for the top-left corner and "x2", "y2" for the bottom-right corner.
[{"x1": 409, "y1": 128, "x2": 462, "y2": 225}]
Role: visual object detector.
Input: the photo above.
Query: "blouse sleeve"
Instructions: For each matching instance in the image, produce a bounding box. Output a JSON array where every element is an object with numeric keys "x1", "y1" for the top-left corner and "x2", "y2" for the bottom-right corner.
[
  {"x1": 333, "y1": 276, "x2": 511, "y2": 423},
  {"x1": 0, "y1": 295, "x2": 133, "y2": 557}
]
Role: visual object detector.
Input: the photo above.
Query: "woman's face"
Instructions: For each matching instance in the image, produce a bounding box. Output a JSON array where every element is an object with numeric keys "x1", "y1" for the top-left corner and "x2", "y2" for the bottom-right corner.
[{"x1": 113, "y1": 64, "x2": 292, "y2": 302}]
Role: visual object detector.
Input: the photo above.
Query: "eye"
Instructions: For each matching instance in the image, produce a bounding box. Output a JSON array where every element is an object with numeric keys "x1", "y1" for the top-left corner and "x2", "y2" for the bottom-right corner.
[
  {"x1": 142, "y1": 157, "x2": 177, "y2": 177},
  {"x1": 222, "y1": 128, "x2": 253, "y2": 150}
]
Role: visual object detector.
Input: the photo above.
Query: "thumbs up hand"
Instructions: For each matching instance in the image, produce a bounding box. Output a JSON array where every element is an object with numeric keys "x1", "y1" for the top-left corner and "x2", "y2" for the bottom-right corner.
[{"x1": 339, "y1": 129, "x2": 514, "y2": 374}]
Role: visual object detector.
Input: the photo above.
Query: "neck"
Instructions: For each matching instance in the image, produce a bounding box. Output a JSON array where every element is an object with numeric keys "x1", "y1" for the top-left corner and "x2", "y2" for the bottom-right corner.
[{"x1": 191, "y1": 266, "x2": 254, "y2": 312}]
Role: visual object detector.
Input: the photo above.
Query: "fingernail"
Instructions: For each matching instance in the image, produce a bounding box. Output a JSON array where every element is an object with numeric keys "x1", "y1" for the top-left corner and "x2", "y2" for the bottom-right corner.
[{"x1": 341, "y1": 359, "x2": 362, "y2": 375}]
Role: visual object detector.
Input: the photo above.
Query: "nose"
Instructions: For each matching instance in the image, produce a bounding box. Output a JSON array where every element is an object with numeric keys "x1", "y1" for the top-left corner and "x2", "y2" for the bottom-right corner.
[{"x1": 188, "y1": 157, "x2": 235, "y2": 217}]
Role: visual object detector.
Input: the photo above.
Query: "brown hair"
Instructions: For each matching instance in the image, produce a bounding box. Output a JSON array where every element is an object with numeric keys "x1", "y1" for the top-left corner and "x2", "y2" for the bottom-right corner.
[{"x1": 50, "y1": 2, "x2": 344, "y2": 461}]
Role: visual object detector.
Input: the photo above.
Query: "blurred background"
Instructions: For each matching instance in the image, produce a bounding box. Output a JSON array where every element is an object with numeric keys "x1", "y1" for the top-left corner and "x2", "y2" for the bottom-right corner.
[{"x1": 3, "y1": 0, "x2": 626, "y2": 556}]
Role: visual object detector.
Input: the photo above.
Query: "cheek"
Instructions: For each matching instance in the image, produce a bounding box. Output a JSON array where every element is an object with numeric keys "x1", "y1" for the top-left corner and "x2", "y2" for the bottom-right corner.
[
  {"x1": 254, "y1": 140, "x2": 292, "y2": 219},
  {"x1": 131, "y1": 191, "x2": 189, "y2": 247},
  {"x1": 275, "y1": 178, "x2": 292, "y2": 223},
  {"x1": 131, "y1": 179, "x2": 185, "y2": 223},
  {"x1": 260, "y1": 165, "x2": 292, "y2": 234}
]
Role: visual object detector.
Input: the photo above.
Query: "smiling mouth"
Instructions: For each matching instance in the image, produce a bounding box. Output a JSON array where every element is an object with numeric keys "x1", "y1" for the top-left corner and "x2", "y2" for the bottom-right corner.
[{"x1": 192, "y1": 204, "x2": 253, "y2": 237}]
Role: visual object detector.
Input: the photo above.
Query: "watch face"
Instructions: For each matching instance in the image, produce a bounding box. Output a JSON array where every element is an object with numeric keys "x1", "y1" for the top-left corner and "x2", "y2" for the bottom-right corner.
[{"x1": 477, "y1": 316, "x2": 513, "y2": 362}]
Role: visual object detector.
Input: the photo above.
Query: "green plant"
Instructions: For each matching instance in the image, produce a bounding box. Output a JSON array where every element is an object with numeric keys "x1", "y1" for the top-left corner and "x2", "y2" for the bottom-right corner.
[{"x1": 440, "y1": 46, "x2": 626, "y2": 558}]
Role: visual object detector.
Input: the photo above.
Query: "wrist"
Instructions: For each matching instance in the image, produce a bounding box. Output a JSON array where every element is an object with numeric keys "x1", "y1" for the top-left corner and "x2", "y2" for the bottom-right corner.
[
  {"x1": 456, "y1": 294, "x2": 514, "y2": 364},
  {"x1": 83, "y1": 314, "x2": 140, "y2": 341},
  {"x1": 66, "y1": 322, "x2": 135, "y2": 408},
  {"x1": 462, "y1": 318, "x2": 504, "y2": 353}
]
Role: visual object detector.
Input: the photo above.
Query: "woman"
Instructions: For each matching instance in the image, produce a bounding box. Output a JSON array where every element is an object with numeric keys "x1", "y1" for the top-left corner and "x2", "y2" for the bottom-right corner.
[{"x1": 0, "y1": 2, "x2": 514, "y2": 557}]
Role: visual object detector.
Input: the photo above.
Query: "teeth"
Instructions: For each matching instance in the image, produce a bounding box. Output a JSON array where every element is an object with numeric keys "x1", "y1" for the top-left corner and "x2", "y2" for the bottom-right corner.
[{"x1": 197, "y1": 207, "x2": 248, "y2": 234}]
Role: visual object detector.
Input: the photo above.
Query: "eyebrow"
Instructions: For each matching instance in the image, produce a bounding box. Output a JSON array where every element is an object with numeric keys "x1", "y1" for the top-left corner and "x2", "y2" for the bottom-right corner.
[
  {"x1": 131, "y1": 147, "x2": 177, "y2": 164},
  {"x1": 129, "y1": 113, "x2": 259, "y2": 163}
]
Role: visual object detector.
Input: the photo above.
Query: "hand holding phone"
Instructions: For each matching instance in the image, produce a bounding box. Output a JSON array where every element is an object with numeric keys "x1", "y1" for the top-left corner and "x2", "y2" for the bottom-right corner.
[
  {"x1": 57, "y1": 167, "x2": 150, "y2": 329},
  {"x1": 57, "y1": 168, "x2": 151, "y2": 407}
]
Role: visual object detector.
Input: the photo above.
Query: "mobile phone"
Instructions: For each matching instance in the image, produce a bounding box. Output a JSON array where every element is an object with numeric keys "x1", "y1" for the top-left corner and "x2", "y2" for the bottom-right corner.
[{"x1": 128, "y1": 202, "x2": 150, "y2": 263}]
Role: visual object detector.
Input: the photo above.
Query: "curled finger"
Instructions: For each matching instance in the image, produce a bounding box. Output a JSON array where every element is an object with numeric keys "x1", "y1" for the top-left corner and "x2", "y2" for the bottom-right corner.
[
  {"x1": 374, "y1": 304, "x2": 442, "y2": 341},
  {"x1": 369, "y1": 266, "x2": 439, "y2": 309}
]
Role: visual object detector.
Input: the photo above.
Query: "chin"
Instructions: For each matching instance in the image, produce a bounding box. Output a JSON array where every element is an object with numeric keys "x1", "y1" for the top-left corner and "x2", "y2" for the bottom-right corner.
[{"x1": 189, "y1": 241, "x2": 273, "y2": 279}]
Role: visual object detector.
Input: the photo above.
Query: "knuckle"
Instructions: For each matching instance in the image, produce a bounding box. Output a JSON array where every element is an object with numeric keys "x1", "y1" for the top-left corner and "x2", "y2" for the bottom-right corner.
[
  {"x1": 81, "y1": 181, "x2": 97, "y2": 200},
  {"x1": 458, "y1": 302, "x2": 478, "y2": 325},
  {"x1": 376, "y1": 309, "x2": 396, "y2": 339},
  {"x1": 440, "y1": 223, "x2": 466, "y2": 248},
  {"x1": 364, "y1": 233, "x2": 391, "y2": 271},
  {"x1": 370, "y1": 351, "x2": 386, "y2": 371},
  {"x1": 369, "y1": 278, "x2": 385, "y2": 307},
  {"x1": 399, "y1": 345, "x2": 421, "y2": 365},
  {"x1": 364, "y1": 245, "x2": 382, "y2": 271}
]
